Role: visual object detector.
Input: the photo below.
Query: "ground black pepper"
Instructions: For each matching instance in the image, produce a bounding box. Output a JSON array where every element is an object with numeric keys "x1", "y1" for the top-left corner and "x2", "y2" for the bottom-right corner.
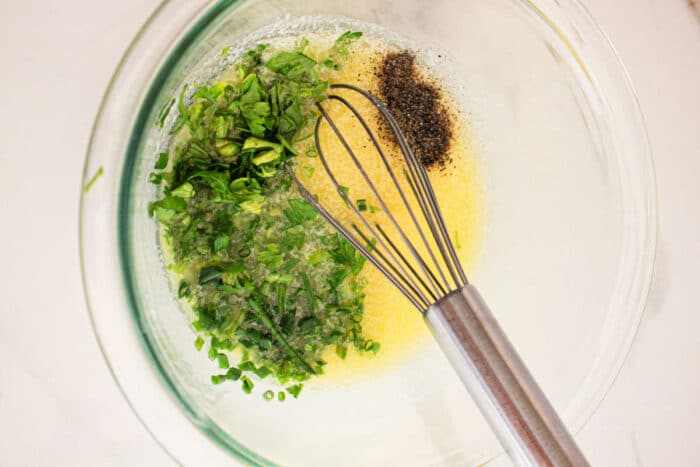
[{"x1": 376, "y1": 51, "x2": 453, "y2": 170}]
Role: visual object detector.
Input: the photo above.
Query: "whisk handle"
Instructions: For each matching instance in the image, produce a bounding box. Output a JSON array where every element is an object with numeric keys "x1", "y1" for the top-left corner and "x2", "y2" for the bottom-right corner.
[{"x1": 425, "y1": 285, "x2": 590, "y2": 467}]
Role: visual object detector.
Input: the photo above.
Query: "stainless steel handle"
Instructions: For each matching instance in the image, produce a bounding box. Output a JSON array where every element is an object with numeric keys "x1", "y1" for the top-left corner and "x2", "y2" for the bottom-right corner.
[{"x1": 425, "y1": 285, "x2": 590, "y2": 467}]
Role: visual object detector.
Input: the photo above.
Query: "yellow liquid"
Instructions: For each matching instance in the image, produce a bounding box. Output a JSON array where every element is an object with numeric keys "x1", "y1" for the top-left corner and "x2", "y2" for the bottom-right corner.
[{"x1": 295, "y1": 38, "x2": 483, "y2": 385}]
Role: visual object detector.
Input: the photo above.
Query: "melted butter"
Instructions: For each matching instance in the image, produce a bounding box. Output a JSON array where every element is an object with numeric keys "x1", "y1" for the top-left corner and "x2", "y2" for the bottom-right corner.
[{"x1": 294, "y1": 38, "x2": 483, "y2": 386}]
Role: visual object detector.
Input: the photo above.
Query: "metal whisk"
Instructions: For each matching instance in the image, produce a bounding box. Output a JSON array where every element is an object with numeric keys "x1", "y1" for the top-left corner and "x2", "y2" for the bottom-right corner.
[{"x1": 286, "y1": 84, "x2": 590, "y2": 467}]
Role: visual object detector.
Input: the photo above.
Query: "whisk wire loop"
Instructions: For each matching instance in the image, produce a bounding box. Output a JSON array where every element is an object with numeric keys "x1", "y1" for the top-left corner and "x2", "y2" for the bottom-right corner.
[
  {"x1": 289, "y1": 83, "x2": 469, "y2": 312},
  {"x1": 311, "y1": 106, "x2": 434, "y2": 307},
  {"x1": 335, "y1": 83, "x2": 468, "y2": 289}
]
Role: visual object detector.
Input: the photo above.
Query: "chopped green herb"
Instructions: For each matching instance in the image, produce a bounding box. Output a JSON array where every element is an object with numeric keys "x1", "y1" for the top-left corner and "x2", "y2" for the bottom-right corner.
[
  {"x1": 211, "y1": 374, "x2": 226, "y2": 385},
  {"x1": 367, "y1": 341, "x2": 381, "y2": 354},
  {"x1": 283, "y1": 198, "x2": 318, "y2": 225},
  {"x1": 326, "y1": 31, "x2": 363, "y2": 68},
  {"x1": 332, "y1": 31, "x2": 363, "y2": 56},
  {"x1": 241, "y1": 376, "x2": 254, "y2": 394},
  {"x1": 226, "y1": 367, "x2": 242, "y2": 381},
  {"x1": 170, "y1": 182, "x2": 194, "y2": 199},
  {"x1": 214, "y1": 234, "x2": 230, "y2": 252},
  {"x1": 300, "y1": 272, "x2": 315, "y2": 314},
  {"x1": 278, "y1": 391, "x2": 286, "y2": 402},
  {"x1": 217, "y1": 353, "x2": 230, "y2": 369},
  {"x1": 286, "y1": 383, "x2": 303, "y2": 399},
  {"x1": 155, "y1": 152, "x2": 169, "y2": 170},
  {"x1": 194, "y1": 336, "x2": 205, "y2": 351},
  {"x1": 302, "y1": 165, "x2": 315, "y2": 178},
  {"x1": 221, "y1": 46, "x2": 230, "y2": 57},
  {"x1": 263, "y1": 390, "x2": 275, "y2": 401},
  {"x1": 239, "y1": 360, "x2": 256, "y2": 372},
  {"x1": 149, "y1": 172, "x2": 163, "y2": 184},
  {"x1": 151, "y1": 37, "x2": 377, "y2": 397},
  {"x1": 83, "y1": 167, "x2": 104, "y2": 192},
  {"x1": 255, "y1": 366, "x2": 272, "y2": 379},
  {"x1": 356, "y1": 199, "x2": 367, "y2": 211}
]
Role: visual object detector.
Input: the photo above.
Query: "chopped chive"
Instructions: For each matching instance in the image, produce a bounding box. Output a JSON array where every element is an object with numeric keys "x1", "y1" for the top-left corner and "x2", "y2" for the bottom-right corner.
[
  {"x1": 217, "y1": 353, "x2": 230, "y2": 369},
  {"x1": 194, "y1": 336, "x2": 205, "y2": 351},
  {"x1": 302, "y1": 165, "x2": 315, "y2": 178},
  {"x1": 154, "y1": 152, "x2": 169, "y2": 170},
  {"x1": 300, "y1": 272, "x2": 315, "y2": 314},
  {"x1": 263, "y1": 390, "x2": 275, "y2": 401},
  {"x1": 226, "y1": 367, "x2": 242, "y2": 381},
  {"x1": 241, "y1": 376, "x2": 254, "y2": 394},
  {"x1": 258, "y1": 338, "x2": 272, "y2": 350},
  {"x1": 239, "y1": 361, "x2": 256, "y2": 372},
  {"x1": 221, "y1": 46, "x2": 230, "y2": 57},
  {"x1": 278, "y1": 391, "x2": 286, "y2": 402},
  {"x1": 214, "y1": 234, "x2": 230, "y2": 252},
  {"x1": 368, "y1": 205, "x2": 381, "y2": 213},
  {"x1": 277, "y1": 283, "x2": 287, "y2": 316},
  {"x1": 338, "y1": 185, "x2": 350, "y2": 205},
  {"x1": 83, "y1": 167, "x2": 104, "y2": 192},
  {"x1": 246, "y1": 297, "x2": 316, "y2": 375},
  {"x1": 356, "y1": 199, "x2": 367, "y2": 211},
  {"x1": 286, "y1": 383, "x2": 303, "y2": 399},
  {"x1": 211, "y1": 374, "x2": 226, "y2": 385},
  {"x1": 255, "y1": 366, "x2": 272, "y2": 379},
  {"x1": 149, "y1": 172, "x2": 163, "y2": 184}
]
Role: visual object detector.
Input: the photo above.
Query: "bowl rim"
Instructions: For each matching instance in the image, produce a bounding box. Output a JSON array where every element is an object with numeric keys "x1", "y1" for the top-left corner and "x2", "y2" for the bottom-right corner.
[{"x1": 79, "y1": 0, "x2": 657, "y2": 465}]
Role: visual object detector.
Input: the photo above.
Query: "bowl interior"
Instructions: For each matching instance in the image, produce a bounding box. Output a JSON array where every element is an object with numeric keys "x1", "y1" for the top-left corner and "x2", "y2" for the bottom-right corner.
[{"x1": 104, "y1": 1, "x2": 655, "y2": 465}]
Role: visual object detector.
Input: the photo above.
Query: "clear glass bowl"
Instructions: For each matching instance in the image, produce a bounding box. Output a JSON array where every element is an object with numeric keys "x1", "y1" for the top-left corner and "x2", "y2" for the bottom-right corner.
[{"x1": 80, "y1": 0, "x2": 656, "y2": 465}]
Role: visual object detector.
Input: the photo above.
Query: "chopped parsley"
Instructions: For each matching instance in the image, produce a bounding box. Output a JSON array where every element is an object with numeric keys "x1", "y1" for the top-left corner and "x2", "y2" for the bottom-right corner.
[{"x1": 150, "y1": 33, "x2": 374, "y2": 397}]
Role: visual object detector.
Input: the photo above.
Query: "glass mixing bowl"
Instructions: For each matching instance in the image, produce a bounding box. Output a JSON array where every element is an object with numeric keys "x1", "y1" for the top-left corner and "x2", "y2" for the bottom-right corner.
[{"x1": 80, "y1": 0, "x2": 656, "y2": 465}]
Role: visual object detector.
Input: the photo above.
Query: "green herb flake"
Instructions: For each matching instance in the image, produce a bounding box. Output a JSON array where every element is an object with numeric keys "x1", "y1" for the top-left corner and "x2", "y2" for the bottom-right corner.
[
  {"x1": 241, "y1": 376, "x2": 254, "y2": 394},
  {"x1": 226, "y1": 367, "x2": 242, "y2": 381},
  {"x1": 211, "y1": 374, "x2": 226, "y2": 385},
  {"x1": 286, "y1": 383, "x2": 303, "y2": 399},
  {"x1": 83, "y1": 167, "x2": 104, "y2": 192},
  {"x1": 214, "y1": 234, "x2": 230, "y2": 252},
  {"x1": 263, "y1": 390, "x2": 275, "y2": 401},
  {"x1": 154, "y1": 152, "x2": 169, "y2": 170},
  {"x1": 217, "y1": 353, "x2": 230, "y2": 369},
  {"x1": 283, "y1": 198, "x2": 318, "y2": 225},
  {"x1": 356, "y1": 199, "x2": 367, "y2": 211},
  {"x1": 255, "y1": 366, "x2": 272, "y2": 379},
  {"x1": 149, "y1": 172, "x2": 163, "y2": 185},
  {"x1": 302, "y1": 165, "x2": 315, "y2": 178},
  {"x1": 194, "y1": 336, "x2": 205, "y2": 351}
]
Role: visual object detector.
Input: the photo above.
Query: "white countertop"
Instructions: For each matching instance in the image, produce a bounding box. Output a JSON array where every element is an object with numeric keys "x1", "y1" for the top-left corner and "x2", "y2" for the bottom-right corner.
[{"x1": 1, "y1": 0, "x2": 698, "y2": 465}]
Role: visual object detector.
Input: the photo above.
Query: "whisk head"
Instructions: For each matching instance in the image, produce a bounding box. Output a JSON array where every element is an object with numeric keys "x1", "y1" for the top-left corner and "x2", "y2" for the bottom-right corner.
[{"x1": 286, "y1": 84, "x2": 468, "y2": 312}]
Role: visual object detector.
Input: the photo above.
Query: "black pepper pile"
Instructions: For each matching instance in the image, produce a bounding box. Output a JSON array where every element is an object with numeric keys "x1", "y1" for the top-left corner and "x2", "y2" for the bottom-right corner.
[{"x1": 376, "y1": 51, "x2": 453, "y2": 170}]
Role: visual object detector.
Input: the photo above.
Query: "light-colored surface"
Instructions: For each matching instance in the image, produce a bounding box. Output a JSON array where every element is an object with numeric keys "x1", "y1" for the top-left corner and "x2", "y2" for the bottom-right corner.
[{"x1": 0, "y1": 0, "x2": 698, "y2": 465}]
